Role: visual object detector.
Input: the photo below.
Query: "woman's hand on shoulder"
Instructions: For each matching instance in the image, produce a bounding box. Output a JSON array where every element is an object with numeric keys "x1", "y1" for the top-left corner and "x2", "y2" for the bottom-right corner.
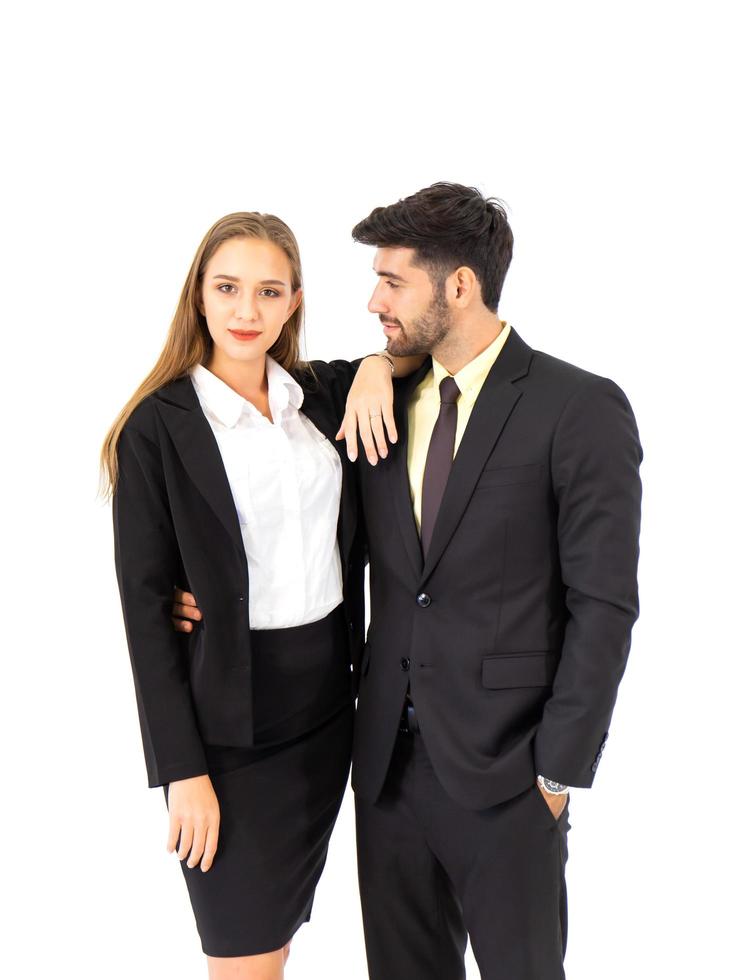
[
  {"x1": 166, "y1": 773, "x2": 220, "y2": 872},
  {"x1": 335, "y1": 355, "x2": 398, "y2": 465}
]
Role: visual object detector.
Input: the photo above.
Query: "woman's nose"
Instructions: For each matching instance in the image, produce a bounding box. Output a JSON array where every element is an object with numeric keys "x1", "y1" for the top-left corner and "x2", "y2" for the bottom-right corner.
[{"x1": 236, "y1": 297, "x2": 259, "y2": 321}]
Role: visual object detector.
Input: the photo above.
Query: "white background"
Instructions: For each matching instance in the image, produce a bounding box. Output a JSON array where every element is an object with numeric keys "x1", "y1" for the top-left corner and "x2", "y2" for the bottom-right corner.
[{"x1": 2, "y1": 2, "x2": 743, "y2": 977}]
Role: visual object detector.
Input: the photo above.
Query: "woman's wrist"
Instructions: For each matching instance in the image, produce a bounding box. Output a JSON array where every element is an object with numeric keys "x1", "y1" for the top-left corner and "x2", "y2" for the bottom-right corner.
[{"x1": 366, "y1": 350, "x2": 395, "y2": 375}]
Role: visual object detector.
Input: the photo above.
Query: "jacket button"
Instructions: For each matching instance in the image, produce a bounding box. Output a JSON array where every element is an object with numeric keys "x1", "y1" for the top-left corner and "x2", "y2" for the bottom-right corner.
[
  {"x1": 400, "y1": 657, "x2": 410, "y2": 671},
  {"x1": 416, "y1": 592, "x2": 431, "y2": 607},
  {"x1": 237, "y1": 594, "x2": 245, "y2": 603}
]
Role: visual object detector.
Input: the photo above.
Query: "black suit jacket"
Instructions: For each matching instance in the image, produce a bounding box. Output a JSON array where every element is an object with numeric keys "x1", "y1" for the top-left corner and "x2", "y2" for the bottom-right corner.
[
  {"x1": 112, "y1": 359, "x2": 365, "y2": 788},
  {"x1": 352, "y1": 327, "x2": 643, "y2": 810}
]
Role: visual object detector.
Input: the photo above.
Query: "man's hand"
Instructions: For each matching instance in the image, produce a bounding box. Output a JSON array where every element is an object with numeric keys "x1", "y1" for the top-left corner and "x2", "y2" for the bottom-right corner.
[
  {"x1": 336, "y1": 355, "x2": 397, "y2": 465},
  {"x1": 172, "y1": 588, "x2": 202, "y2": 633},
  {"x1": 166, "y1": 773, "x2": 220, "y2": 872},
  {"x1": 537, "y1": 780, "x2": 569, "y2": 820}
]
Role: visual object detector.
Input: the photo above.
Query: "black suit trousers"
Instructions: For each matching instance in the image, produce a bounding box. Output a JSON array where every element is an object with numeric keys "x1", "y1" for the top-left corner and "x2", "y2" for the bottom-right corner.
[{"x1": 355, "y1": 724, "x2": 570, "y2": 980}]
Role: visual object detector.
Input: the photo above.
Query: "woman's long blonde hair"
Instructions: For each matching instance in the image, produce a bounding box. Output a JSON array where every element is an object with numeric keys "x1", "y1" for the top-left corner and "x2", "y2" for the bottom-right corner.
[{"x1": 99, "y1": 211, "x2": 307, "y2": 499}]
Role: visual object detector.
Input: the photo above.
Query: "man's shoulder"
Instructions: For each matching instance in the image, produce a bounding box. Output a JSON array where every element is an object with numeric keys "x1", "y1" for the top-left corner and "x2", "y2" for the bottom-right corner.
[
  {"x1": 525, "y1": 345, "x2": 630, "y2": 404},
  {"x1": 529, "y1": 347, "x2": 605, "y2": 388}
]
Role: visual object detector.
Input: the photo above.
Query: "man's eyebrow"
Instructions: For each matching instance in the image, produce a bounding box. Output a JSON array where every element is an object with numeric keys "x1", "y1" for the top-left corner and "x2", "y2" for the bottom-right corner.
[
  {"x1": 212, "y1": 274, "x2": 288, "y2": 286},
  {"x1": 373, "y1": 269, "x2": 407, "y2": 282}
]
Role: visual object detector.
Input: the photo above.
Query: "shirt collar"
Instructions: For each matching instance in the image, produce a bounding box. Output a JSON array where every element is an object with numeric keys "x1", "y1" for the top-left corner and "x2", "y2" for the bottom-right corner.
[
  {"x1": 190, "y1": 356, "x2": 304, "y2": 429},
  {"x1": 431, "y1": 321, "x2": 512, "y2": 396},
  {"x1": 266, "y1": 355, "x2": 304, "y2": 419}
]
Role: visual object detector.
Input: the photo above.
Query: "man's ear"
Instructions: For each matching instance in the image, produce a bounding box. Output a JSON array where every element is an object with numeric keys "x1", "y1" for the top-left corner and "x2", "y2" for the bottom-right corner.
[{"x1": 452, "y1": 266, "x2": 479, "y2": 305}]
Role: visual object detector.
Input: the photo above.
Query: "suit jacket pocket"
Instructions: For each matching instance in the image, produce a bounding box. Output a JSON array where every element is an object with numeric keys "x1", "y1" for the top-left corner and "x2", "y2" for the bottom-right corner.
[
  {"x1": 481, "y1": 651, "x2": 558, "y2": 689},
  {"x1": 476, "y1": 462, "x2": 542, "y2": 489}
]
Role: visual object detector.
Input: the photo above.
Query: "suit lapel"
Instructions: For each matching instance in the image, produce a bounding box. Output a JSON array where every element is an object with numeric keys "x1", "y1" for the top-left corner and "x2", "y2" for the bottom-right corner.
[
  {"x1": 153, "y1": 376, "x2": 245, "y2": 558},
  {"x1": 386, "y1": 358, "x2": 434, "y2": 580},
  {"x1": 419, "y1": 328, "x2": 534, "y2": 584}
]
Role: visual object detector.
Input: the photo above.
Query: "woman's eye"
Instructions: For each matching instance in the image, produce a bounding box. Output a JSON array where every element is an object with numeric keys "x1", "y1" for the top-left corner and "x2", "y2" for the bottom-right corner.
[
  {"x1": 217, "y1": 283, "x2": 236, "y2": 294},
  {"x1": 259, "y1": 288, "x2": 280, "y2": 297}
]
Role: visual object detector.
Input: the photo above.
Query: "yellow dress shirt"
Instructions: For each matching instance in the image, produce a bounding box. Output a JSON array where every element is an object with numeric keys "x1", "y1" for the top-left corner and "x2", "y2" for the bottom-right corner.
[{"x1": 407, "y1": 322, "x2": 512, "y2": 532}]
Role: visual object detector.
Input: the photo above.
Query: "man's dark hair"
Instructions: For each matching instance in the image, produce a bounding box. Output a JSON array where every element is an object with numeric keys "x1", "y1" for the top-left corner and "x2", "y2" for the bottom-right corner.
[{"x1": 351, "y1": 182, "x2": 513, "y2": 312}]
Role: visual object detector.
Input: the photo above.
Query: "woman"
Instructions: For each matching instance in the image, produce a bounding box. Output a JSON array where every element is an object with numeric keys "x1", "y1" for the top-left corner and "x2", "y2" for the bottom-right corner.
[{"x1": 100, "y1": 211, "x2": 421, "y2": 980}]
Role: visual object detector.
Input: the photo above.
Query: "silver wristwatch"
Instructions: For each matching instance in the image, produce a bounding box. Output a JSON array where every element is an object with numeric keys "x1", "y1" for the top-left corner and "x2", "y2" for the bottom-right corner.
[{"x1": 537, "y1": 775, "x2": 569, "y2": 795}]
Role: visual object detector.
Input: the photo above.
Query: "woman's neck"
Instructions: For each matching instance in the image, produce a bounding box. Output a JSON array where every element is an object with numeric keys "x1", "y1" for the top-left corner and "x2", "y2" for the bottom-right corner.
[{"x1": 206, "y1": 351, "x2": 269, "y2": 403}]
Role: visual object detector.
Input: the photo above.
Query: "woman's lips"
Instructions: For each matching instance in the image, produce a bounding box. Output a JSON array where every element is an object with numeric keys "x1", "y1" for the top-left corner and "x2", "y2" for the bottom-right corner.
[{"x1": 229, "y1": 329, "x2": 261, "y2": 341}]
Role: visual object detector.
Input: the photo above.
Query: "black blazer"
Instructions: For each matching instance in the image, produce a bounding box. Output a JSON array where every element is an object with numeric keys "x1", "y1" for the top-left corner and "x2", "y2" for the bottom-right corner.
[
  {"x1": 352, "y1": 327, "x2": 643, "y2": 810},
  {"x1": 113, "y1": 359, "x2": 365, "y2": 788}
]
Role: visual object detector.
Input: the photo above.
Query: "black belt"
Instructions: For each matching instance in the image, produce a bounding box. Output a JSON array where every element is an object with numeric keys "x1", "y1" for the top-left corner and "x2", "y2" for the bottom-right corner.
[{"x1": 398, "y1": 696, "x2": 420, "y2": 735}]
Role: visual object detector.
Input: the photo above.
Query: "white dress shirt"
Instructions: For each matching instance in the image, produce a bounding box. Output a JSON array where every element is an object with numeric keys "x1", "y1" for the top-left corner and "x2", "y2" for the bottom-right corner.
[{"x1": 190, "y1": 358, "x2": 344, "y2": 630}]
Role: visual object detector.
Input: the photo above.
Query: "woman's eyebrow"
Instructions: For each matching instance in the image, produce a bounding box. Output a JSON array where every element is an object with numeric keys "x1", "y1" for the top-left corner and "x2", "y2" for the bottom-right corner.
[{"x1": 212, "y1": 274, "x2": 287, "y2": 286}]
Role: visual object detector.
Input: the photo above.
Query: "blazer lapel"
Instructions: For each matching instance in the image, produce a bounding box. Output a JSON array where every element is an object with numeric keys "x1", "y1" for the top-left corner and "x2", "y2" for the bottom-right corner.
[
  {"x1": 153, "y1": 376, "x2": 245, "y2": 558},
  {"x1": 420, "y1": 328, "x2": 534, "y2": 585},
  {"x1": 386, "y1": 358, "x2": 434, "y2": 580}
]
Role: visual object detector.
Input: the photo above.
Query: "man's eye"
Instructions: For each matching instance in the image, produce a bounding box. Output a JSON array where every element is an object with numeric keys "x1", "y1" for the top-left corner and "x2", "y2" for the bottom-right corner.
[{"x1": 386, "y1": 281, "x2": 399, "y2": 289}]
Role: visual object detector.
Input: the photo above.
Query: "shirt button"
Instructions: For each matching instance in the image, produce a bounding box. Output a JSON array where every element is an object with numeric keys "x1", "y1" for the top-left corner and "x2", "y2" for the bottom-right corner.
[
  {"x1": 416, "y1": 593, "x2": 432, "y2": 608},
  {"x1": 237, "y1": 594, "x2": 245, "y2": 603},
  {"x1": 400, "y1": 658, "x2": 410, "y2": 671}
]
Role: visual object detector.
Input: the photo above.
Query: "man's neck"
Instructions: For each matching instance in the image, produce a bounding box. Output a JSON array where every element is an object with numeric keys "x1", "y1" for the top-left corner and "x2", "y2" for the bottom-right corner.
[{"x1": 432, "y1": 317, "x2": 506, "y2": 375}]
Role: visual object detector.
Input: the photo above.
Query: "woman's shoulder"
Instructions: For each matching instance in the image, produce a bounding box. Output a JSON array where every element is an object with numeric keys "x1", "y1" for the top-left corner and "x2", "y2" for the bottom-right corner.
[
  {"x1": 294, "y1": 357, "x2": 362, "y2": 400},
  {"x1": 292, "y1": 359, "x2": 333, "y2": 395},
  {"x1": 122, "y1": 375, "x2": 195, "y2": 442}
]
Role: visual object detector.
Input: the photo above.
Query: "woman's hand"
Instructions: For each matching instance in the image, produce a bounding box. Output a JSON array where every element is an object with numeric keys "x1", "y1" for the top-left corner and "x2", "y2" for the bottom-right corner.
[
  {"x1": 166, "y1": 774, "x2": 220, "y2": 872},
  {"x1": 336, "y1": 355, "x2": 398, "y2": 464}
]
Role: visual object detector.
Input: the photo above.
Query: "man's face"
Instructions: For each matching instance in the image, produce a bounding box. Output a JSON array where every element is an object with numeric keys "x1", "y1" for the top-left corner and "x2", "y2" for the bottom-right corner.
[{"x1": 368, "y1": 247, "x2": 453, "y2": 356}]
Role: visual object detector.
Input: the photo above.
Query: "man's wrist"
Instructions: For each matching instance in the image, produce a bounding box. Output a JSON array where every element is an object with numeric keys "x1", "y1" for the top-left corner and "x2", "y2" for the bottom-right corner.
[{"x1": 536, "y1": 775, "x2": 569, "y2": 795}]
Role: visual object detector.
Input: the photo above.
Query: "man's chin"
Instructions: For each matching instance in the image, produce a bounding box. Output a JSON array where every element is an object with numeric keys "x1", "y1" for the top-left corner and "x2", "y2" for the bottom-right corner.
[{"x1": 387, "y1": 338, "x2": 424, "y2": 358}]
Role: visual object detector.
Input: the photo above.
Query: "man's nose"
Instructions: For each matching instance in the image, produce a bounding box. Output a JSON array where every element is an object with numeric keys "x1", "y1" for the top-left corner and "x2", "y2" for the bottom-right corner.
[{"x1": 368, "y1": 284, "x2": 387, "y2": 315}]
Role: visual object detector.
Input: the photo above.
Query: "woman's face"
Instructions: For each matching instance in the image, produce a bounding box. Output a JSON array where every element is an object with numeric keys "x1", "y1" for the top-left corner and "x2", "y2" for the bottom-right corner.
[{"x1": 199, "y1": 236, "x2": 302, "y2": 370}]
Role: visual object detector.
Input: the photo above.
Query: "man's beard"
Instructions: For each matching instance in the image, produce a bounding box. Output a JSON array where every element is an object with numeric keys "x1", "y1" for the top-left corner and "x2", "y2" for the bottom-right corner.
[{"x1": 385, "y1": 287, "x2": 453, "y2": 357}]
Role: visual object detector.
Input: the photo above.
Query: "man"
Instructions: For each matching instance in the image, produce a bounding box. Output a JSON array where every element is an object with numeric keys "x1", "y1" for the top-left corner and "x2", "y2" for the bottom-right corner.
[{"x1": 175, "y1": 183, "x2": 643, "y2": 979}]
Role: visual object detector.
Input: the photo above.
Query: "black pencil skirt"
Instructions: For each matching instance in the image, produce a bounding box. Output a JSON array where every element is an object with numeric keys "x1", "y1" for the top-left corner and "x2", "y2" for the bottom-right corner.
[{"x1": 163, "y1": 603, "x2": 354, "y2": 958}]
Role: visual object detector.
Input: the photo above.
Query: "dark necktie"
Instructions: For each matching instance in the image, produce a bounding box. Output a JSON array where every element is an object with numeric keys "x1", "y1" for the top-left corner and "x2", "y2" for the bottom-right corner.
[{"x1": 420, "y1": 375, "x2": 460, "y2": 557}]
